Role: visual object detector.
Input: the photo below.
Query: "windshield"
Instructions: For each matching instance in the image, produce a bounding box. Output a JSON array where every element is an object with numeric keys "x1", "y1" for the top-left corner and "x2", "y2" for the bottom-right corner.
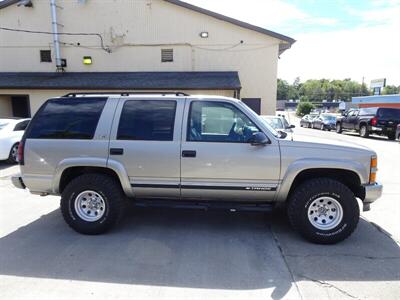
[{"x1": 322, "y1": 115, "x2": 336, "y2": 121}]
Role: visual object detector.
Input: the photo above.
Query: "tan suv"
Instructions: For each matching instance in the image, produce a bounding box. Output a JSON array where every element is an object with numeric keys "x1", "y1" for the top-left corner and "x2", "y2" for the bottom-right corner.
[{"x1": 12, "y1": 93, "x2": 382, "y2": 244}]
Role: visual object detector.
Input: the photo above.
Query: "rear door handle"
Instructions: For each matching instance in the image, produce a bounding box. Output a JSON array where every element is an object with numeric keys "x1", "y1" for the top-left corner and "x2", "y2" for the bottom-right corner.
[
  {"x1": 110, "y1": 148, "x2": 124, "y2": 155},
  {"x1": 182, "y1": 150, "x2": 196, "y2": 158}
]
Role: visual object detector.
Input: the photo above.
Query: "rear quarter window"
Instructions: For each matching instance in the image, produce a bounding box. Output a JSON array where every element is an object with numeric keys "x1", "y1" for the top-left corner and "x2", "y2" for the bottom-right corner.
[
  {"x1": 27, "y1": 98, "x2": 107, "y2": 139},
  {"x1": 377, "y1": 108, "x2": 400, "y2": 118}
]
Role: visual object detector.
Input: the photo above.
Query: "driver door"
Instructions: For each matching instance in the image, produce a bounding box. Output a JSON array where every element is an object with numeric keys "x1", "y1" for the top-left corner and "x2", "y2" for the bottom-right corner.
[{"x1": 180, "y1": 99, "x2": 281, "y2": 201}]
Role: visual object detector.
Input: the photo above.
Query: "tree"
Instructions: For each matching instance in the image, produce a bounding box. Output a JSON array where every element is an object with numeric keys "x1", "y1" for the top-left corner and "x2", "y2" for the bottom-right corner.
[
  {"x1": 277, "y1": 79, "x2": 290, "y2": 100},
  {"x1": 382, "y1": 85, "x2": 400, "y2": 95},
  {"x1": 296, "y1": 102, "x2": 315, "y2": 116}
]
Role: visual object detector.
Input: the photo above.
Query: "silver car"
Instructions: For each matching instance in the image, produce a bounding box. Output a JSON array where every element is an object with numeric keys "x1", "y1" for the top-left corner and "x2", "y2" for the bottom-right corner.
[
  {"x1": 12, "y1": 93, "x2": 382, "y2": 244},
  {"x1": 260, "y1": 115, "x2": 295, "y2": 133}
]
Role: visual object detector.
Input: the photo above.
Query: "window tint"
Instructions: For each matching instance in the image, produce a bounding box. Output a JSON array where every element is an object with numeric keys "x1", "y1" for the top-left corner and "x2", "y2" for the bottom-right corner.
[
  {"x1": 188, "y1": 101, "x2": 260, "y2": 143},
  {"x1": 117, "y1": 100, "x2": 176, "y2": 141},
  {"x1": 27, "y1": 98, "x2": 106, "y2": 139},
  {"x1": 14, "y1": 120, "x2": 30, "y2": 131},
  {"x1": 377, "y1": 108, "x2": 400, "y2": 118}
]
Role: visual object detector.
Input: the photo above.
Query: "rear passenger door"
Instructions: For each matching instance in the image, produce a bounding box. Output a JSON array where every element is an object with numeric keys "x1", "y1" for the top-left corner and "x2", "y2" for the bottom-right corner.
[{"x1": 108, "y1": 98, "x2": 184, "y2": 199}]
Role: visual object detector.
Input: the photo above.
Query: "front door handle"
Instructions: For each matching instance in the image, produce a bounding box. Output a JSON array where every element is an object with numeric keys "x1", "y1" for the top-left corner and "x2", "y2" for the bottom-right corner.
[
  {"x1": 110, "y1": 148, "x2": 124, "y2": 155},
  {"x1": 182, "y1": 150, "x2": 196, "y2": 158}
]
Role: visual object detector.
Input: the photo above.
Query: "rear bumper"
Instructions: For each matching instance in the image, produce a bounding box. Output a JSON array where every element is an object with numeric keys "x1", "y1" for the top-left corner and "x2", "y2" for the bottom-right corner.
[
  {"x1": 362, "y1": 182, "x2": 383, "y2": 211},
  {"x1": 11, "y1": 174, "x2": 26, "y2": 190}
]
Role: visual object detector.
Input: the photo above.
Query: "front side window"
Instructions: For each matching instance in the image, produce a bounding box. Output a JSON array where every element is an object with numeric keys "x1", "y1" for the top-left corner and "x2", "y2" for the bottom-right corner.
[
  {"x1": 188, "y1": 101, "x2": 260, "y2": 143},
  {"x1": 27, "y1": 98, "x2": 106, "y2": 139},
  {"x1": 117, "y1": 100, "x2": 176, "y2": 141}
]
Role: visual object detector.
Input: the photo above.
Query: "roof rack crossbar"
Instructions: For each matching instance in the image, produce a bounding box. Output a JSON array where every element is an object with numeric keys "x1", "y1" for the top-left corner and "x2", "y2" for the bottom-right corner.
[{"x1": 62, "y1": 92, "x2": 190, "y2": 97}]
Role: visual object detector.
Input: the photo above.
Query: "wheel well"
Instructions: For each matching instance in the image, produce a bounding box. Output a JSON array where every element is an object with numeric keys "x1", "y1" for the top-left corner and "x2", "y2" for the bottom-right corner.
[
  {"x1": 288, "y1": 168, "x2": 364, "y2": 200},
  {"x1": 59, "y1": 166, "x2": 121, "y2": 194}
]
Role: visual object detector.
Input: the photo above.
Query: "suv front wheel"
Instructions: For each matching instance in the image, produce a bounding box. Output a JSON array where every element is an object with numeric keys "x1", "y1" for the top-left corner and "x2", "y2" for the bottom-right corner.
[
  {"x1": 61, "y1": 173, "x2": 127, "y2": 235},
  {"x1": 287, "y1": 178, "x2": 359, "y2": 244}
]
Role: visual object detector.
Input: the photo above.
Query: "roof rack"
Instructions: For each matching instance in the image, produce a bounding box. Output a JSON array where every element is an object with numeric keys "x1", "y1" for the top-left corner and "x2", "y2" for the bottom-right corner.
[{"x1": 62, "y1": 92, "x2": 190, "y2": 97}]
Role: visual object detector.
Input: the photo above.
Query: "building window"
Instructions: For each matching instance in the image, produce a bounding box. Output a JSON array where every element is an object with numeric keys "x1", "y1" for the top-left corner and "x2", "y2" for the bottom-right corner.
[
  {"x1": 161, "y1": 49, "x2": 173, "y2": 63},
  {"x1": 40, "y1": 50, "x2": 52, "y2": 62}
]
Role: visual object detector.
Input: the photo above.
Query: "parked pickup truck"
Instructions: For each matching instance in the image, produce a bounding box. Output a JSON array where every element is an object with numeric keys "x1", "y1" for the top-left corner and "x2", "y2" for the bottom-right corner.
[
  {"x1": 336, "y1": 107, "x2": 400, "y2": 140},
  {"x1": 12, "y1": 93, "x2": 382, "y2": 244}
]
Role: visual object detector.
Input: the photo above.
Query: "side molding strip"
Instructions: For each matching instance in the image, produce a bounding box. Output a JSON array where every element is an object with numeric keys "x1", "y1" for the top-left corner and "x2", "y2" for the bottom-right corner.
[{"x1": 131, "y1": 184, "x2": 277, "y2": 192}]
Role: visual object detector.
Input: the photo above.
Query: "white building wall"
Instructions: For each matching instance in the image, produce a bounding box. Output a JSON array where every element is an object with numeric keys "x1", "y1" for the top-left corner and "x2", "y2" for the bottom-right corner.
[{"x1": 0, "y1": 0, "x2": 289, "y2": 114}]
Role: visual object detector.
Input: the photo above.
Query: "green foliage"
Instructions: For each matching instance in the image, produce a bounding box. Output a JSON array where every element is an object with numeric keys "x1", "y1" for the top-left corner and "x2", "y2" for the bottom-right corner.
[
  {"x1": 277, "y1": 78, "x2": 373, "y2": 102},
  {"x1": 296, "y1": 102, "x2": 315, "y2": 116},
  {"x1": 382, "y1": 85, "x2": 400, "y2": 95},
  {"x1": 300, "y1": 95, "x2": 309, "y2": 102}
]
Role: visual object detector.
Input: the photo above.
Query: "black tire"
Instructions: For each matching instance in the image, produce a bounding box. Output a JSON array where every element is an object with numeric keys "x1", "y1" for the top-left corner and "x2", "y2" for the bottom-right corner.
[
  {"x1": 287, "y1": 178, "x2": 359, "y2": 244},
  {"x1": 61, "y1": 173, "x2": 127, "y2": 235},
  {"x1": 336, "y1": 123, "x2": 342, "y2": 133},
  {"x1": 359, "y1": 125, "x2": 369, "y2": 138},
  {"x1": 5, "y1": 143, "x2": 19, "y2": 164},
  {"x1": 388, "y1": 133, "x2": 396, "y2": 140}
]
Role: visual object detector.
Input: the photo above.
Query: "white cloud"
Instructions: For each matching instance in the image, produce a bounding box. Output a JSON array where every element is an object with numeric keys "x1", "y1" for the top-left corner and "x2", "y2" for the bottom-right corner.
[{"x1": 185, "y1": 0, "x2": 400, "y2": 85}]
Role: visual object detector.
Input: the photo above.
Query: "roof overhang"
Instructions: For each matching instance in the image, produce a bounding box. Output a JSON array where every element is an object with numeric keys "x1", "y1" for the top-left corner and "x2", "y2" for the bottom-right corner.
[
  {"x1": 0, "y1": 72, "x2": 242, "y2": 90},
  {"x1": 0, "y1": 0, "x2": 19, "y2": 9}
]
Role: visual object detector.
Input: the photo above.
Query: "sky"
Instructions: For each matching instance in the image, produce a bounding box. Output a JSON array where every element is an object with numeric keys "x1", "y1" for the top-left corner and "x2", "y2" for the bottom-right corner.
[{"x1": 185, "y1": 0, "x2": 400, "y2": 86}]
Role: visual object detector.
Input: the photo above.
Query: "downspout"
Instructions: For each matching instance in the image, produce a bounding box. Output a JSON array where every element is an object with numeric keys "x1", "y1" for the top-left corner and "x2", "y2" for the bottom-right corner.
[{"x1": 50, "y1": 0, "x2": 62, "y2": 69}]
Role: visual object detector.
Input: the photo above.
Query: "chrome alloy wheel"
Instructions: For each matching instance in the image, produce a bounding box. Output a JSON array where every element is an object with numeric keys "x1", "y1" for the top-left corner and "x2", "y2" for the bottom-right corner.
[
  {"x1": 74, "y1": 190, "x2": 106, "y2": 222},
  {"x1": 11, "y1": 143, "x2": 19, "y2": 161},
  {"x1": 307, "y1": 197, "x2": 343, "y2": 230}
]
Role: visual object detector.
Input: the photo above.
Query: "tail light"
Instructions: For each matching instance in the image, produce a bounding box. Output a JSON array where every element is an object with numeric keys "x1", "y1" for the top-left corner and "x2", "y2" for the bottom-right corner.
[
  {"x1": 370, "y1": 117, "x2": 378, "y2": 126},
  {"x1": 17, "y1": 141, "x2": 24, "y2": 165},
  {"x1": 370, "y1": 156, "x2": 378, "y2": 184}
]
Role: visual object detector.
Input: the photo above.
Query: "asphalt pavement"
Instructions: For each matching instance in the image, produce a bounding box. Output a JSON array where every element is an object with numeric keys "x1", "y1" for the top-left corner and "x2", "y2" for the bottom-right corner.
[{"x1": 0, "y1": 121, "x2": 399, "y2": 300}]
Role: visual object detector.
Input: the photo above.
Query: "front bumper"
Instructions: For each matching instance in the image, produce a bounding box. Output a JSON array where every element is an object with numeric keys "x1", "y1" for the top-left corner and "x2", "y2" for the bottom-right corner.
[
  {"x1": 362, "y1": 182, "x2": 383, "y2": 211},
  {"x1": 11, "y1": 174, "x2": 26, "y2": 190}
]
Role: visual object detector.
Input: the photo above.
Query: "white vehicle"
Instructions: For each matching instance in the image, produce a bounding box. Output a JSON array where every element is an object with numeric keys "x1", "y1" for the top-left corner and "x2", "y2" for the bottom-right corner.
[
  {"x1": 260, "y1": 115, "x2": 295, "y2": 133},
  {"x1": 0, "y1": 118, "x2": 30, "y2": 163}
]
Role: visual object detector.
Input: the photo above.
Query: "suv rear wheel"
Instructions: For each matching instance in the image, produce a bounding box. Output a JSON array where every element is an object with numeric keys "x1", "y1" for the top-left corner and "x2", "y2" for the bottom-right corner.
[
  {"x1": 287, "y1": 178, "x2": 359, "y2": 244},
  {"x1": 61, "y1": 173, "x2": 127, "y2": 235}
]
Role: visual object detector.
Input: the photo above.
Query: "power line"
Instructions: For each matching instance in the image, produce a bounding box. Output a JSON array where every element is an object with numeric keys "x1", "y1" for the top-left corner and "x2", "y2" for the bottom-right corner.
[{"x1": 0, "y1": 26, "x2": 111, "y2": 53}]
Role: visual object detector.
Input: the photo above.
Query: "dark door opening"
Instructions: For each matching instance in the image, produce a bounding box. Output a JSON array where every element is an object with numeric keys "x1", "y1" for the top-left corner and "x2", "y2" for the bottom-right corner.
[
  {"x1": 242, "y1": 98, "x2": 261, "y2": 115},
  {"x1": 11, "y1": 96, "x2": 31, "y2": 118}
]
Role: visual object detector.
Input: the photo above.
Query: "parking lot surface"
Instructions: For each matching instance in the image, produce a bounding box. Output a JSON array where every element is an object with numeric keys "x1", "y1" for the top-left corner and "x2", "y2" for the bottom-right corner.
[{"x1": 0, "y1": 121, "x2": 399, "y2": 300}]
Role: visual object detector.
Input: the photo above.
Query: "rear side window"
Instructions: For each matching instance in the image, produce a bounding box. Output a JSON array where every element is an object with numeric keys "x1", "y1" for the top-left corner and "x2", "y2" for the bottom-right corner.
[
  {"x1": 117, "y1": 100, "x2": 176, "y2": 141},
  {"x1": 27, "y1": 98, "x2": 106, "y2": 139},
  {"x1": 14, "y1": 120, "x2": 30, "y2": 131},
  {"x1": 377, "y1": 108, "x2": 400, "y2": 118},
  {"x1": 359, "y1": 108, "x2": 378, "y2": 116}
]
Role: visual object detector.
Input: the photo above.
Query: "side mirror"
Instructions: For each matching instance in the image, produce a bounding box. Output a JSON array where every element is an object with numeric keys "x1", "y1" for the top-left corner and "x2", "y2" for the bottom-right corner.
[
  {"x1": 278, "y1": 131, "x2": 288, "y2": 139},
  {"x1": 289, "y1": 125, "x2": 295, "y2": 129},
  {"x1": 249, "y1": 132, "x2": 269, "y2": 146}
]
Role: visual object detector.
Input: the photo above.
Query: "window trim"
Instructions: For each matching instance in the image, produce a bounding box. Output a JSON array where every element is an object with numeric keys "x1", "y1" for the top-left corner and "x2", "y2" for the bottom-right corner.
[
  {"x1": 25, "y1": 97, "x2": 107, "y2": 140},
  {"x1": 117, "y1": 99, "x2": 177, "y2": 142},
  {"x1": 186, "y1": 100, "x2": 263, "y2": 144}
]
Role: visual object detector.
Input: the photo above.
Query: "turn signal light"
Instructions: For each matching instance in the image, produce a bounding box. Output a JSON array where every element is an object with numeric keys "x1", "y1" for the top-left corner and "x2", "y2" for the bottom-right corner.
[
  {"x1": 370, "y1": 156, "x2": 378, "y2": 183},
  {"x1": 371, "y1": 117, "x2": 378, "y2": 126}
]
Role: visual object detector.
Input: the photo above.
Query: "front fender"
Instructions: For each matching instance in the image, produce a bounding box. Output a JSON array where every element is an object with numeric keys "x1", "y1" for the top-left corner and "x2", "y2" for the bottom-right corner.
[{"x1": 276, "y1": 158, "x2": 368, "y2": 202}]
